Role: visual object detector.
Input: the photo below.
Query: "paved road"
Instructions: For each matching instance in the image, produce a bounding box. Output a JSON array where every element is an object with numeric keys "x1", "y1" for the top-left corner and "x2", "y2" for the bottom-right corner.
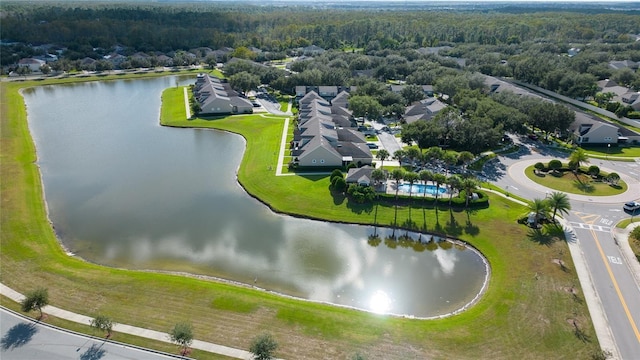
[
  {"x1": 0, "y1": 307, "x2": 183, "y2": 360},
  {"x1": 485, "y1": 137, "x2": 640, "y2": 359}
]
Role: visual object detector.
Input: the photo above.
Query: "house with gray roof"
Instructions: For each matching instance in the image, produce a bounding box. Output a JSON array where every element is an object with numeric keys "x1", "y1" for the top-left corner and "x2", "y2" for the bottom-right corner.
[
  {"x1": 345, "y1": 166, "x2": 375, "y2": 186},
  {"x1": 193, "y1": 74, "x2": 253, "y2": 115},
  {"x1": 292, "y1": 90, "x2": 372, "y2": 168},
  {"x1": 569, "y1": 112, "x2": 619, "y2": 145},
  {"x1": 403, "y1": 97, "x2": 447, "y2": 124}
]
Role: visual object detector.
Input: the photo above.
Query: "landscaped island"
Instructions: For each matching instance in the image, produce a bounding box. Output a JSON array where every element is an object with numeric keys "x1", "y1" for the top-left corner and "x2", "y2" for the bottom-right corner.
[{"x1": 0, "y1": 73, "x2": 600, "y2": 359}]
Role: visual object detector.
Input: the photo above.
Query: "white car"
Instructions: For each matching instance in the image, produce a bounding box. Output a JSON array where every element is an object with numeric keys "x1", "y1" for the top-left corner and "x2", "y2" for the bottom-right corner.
[{"x1": 623, "y1": 201, "x2": 640, "y2": 212}]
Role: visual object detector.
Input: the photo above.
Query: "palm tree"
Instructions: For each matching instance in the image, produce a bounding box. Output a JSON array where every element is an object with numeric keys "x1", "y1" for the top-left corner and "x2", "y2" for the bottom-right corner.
[
  {"x1": 446, "y1": 174, "x2": 463, "y2": 205},
  {"x1": 419, "y1": 170, "x2": 434, "y2": 198},
  {"x1": 404, "y1": 171, "x2": 419, "y2": 224},
  {"x1": 432, "y1": 173, "x2": 447, "y2": 203},
  {"x1": 371, "y1": 168, "x2": 386, "y2": 188},
  {"x1": 461, "y1": 177, "x2": 478, "y2": 207},
  {"x1": 443, "y1": 151, "x2": 458, "y2": 175},
  {"x1": 376, "y1": 149, "x2": 390, "y2": 168},
  {"x1": 546, "y1": 191, "x2": 571, "y2": 221},
  {"x1": 390, "y1": 168, "x2": 405, "y2": 199},
  {"x1": 406, "y1": 147, "x2": 421, "y2": 169},
  {"x1": 393, "y1": 149, "x2": 406, "y2": 167},
  {"x1": 569, "y1": 148, "x2": 588, "y2": 173},
  {"x1": 457, "y1": 151, "x2": 474, "y2": 170},
  {"x1": 529, "y1": 198, "x2": 550, "y2": 228}
]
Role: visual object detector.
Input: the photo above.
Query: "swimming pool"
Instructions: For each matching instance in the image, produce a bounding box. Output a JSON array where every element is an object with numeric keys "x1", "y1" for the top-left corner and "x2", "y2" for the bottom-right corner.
[{"x1": 398, "y1": 183, "x2": 447, "y2": 195}]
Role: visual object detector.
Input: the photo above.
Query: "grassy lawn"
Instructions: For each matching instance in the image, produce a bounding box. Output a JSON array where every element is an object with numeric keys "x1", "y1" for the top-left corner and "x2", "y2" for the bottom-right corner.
[
  {"x1": 0, "y1": 78, "x2": 601, "y2": 359},
  {"x1": 525, "y1": 166, "x2": 627, "y2": 196},
  {"x1": 581, "y1": 145, "x2": 640, "y2": 158}
]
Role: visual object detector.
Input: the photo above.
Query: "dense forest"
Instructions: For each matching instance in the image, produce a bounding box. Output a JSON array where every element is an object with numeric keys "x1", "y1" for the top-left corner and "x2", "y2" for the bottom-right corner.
[{"x1": 2, "y1": 2, "x2": 640, "y2": 151}]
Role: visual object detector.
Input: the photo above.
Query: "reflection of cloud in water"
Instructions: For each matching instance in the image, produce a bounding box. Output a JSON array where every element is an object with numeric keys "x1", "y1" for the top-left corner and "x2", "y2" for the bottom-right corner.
[
  {"x1": 434, "y1": 247, "x2": 458, "y2": 275},
  {"x1": 279, "y1": 221, "x2": 364, "y2": 303}
]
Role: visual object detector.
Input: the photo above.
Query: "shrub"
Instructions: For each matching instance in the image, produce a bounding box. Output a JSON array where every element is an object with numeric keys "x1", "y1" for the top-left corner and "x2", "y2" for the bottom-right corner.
[
  {"x1": 548, "y1": 159, "x2": 562, "y2": 172},
  {"x1": 534, "y1": 162, "x2": 545, "y2": 171},
  {"x1": 607, "y1": 172, "x2": 620, "y2": 185},
  {"x1": 588, "y1": 165, "x2": 600, "y2": 177},
  {"x1": 331, "y1": 176, "x2": 347, "y2": 192},
  {"x1": 630, "y1": 226, "x2": 640, "y2": 242},
  {"x1": 330, "y1": 169, "x2": 344, "y2": 182}
]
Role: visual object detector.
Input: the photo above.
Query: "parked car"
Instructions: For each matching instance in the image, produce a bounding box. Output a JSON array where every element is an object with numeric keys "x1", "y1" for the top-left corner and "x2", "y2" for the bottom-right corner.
[
  {"x1": 366, "y1": 143, "x2": 379, "y2": 149},
  {"x1": 623, "y1": 201, "x2": 640, "y2": 212},
  {"x1": 528, "y1": 134, "x2": 538, "y2": 141}
]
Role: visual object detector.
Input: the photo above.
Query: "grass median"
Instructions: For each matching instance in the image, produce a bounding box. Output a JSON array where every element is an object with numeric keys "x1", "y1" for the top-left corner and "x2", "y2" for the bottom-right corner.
[{"x1": 0, "y1": 78, "x2": 600, "y2": 359}]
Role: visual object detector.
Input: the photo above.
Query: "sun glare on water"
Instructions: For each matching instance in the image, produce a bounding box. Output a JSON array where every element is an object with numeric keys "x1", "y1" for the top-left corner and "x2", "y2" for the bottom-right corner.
[{"x1": 369, "y1": 290, "x2": 392, "y2": 314}]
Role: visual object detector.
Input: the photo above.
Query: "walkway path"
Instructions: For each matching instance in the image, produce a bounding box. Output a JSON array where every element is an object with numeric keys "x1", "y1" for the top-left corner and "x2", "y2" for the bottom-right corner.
[
  {"x1": 275, "y1": 117, "x2": 289, "y2": 176},
  {"x1": 183, "y1": 87, "x2": 191, "y2": 119},
  {"x1": 0, "y1": 284, "x2": 256, "y2": 360}
]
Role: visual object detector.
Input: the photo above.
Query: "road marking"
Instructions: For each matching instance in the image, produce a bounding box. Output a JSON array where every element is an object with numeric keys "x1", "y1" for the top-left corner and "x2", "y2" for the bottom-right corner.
[
  {"x1": 600, "y1": 218, "x2": 613, "y2": 226},
  {"x1": 569, "y1": 222, "x2": 611, "y2": 232},
  {"x1": 609, "y1": 209, "x2": 622, "y2": 212},
  {"x1": 607, "y1": 256, "x2": 623, "y2": 265},
  {"x1": 574, "y1": 213, "x2": 600, "y2": 224},
  {"x1": 591, "y1": 228, "x2": 640, "y2": 344}
]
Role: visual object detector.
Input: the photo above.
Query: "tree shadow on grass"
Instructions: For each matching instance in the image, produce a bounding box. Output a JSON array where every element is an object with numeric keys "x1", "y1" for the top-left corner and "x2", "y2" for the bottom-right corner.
[
  {"x1": 329, "y1": 189, "x2": 346, "y2": 205},
  {"x1": 573, "y1": 180, "x2": 595, "y2": 193},
  {"x1": 445, "y1": 209, "x2": 463, "y2": 237},
  {"x1": 1, "y1": 323, "x2": 37, "y2": 350},
  {"x1": 527, "y1": 228, "x2": 558, "y2": 246}
]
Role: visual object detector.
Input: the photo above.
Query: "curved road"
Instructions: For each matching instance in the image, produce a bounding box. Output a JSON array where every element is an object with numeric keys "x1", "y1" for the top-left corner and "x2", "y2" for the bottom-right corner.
[
  {"x1": 485, "y1": 139, "x2": 640, "y2": 359},
  {"x1": 0, "y1": 307, "x2": 184, "y2": 360}
]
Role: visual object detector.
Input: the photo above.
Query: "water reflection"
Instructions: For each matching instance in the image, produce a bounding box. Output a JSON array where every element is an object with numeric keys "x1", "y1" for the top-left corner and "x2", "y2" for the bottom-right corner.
[{"x1": 23, "y1": 76, "x2": 488, "y2": 318}]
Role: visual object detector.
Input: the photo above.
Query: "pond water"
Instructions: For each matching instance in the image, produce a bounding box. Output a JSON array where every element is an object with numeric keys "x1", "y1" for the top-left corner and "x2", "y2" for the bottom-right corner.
[{"x1": 23, "y1": 76, "x2": 488, "y2": 318}]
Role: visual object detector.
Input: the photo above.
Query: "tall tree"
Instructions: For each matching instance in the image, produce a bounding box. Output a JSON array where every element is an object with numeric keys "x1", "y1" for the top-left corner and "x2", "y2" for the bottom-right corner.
[
  {"x1": 461, "y1": 177, "x2": 478, "y2": 207},
  {"x1": 432, "y1": 173, "x2": 447, "y2": 203},
  {"x1": 569, "y1": 148, "x2": 588, "y2": 172},
  {"x1": 21, "y1": 288, "x2": 49, "y2": 319},
  {"x1": 391, "y1": 168, "x2": 405, "y2": 199},
  {"x1": 229, "y1": 71, "x2": 260, "y2": 94},
  {"x1": 446, "y1": 174, "x2": 463, "y2": 205},
  {"x1": 546, "y1": 191, "x2": 571, "y2": 221},
  {"x1": 169, "y1": 322, "x2": 194, "y2": 356},
  {"x1": 376, "y1": 149, "x2": 390, "y2": 168},
  {"x1": 529, "y1": 198, "x2": 550, "y2": 228},
  {"x1": 400, "y1": 84, "x2": 425, "y2": 105}
]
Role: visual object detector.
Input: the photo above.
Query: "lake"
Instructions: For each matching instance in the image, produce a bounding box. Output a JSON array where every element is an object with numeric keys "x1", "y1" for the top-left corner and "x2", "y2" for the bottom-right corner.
[{"x1": 23, "y1": 76, "x2": 488, "y2": 318}]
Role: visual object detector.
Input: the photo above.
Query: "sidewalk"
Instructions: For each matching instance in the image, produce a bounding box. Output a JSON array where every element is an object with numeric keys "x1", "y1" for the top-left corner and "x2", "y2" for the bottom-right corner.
[{"x1": 0, "y1": 283, "x2": 256, "y2": 360}]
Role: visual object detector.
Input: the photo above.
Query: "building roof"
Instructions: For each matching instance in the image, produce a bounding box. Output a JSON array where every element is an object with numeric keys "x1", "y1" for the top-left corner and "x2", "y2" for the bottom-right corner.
[{"x1": 345, "y1": 166, "x2": 374, "y2": 184}]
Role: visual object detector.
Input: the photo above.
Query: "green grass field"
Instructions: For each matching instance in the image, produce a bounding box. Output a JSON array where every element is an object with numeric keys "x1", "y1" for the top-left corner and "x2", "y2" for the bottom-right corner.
[
  {"x1": 0, "y1": 78, "x2": 600, "y2": 359},
  {"x1": 525, "y1": 165, "x2": 627, "y2": 196}
]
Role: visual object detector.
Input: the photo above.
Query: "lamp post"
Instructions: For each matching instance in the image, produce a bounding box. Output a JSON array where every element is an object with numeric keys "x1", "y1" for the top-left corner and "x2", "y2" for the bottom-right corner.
[{"x1": 607, "y1": 143, "x2": 610, "y2": 160}]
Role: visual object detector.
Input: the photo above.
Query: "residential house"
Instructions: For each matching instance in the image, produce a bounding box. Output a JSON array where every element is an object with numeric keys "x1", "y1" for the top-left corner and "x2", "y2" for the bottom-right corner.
[
  {"x1": 345, "y1": 166, "x2": 375, "y2": 186},
  {"x1": 569, "y1": 113, "x2": 619, "y2": 145},
  {"x1": 301, "y1": 45, "x2": 326, "y2": 56},
  {"x1": 403, "y1": 97, "x2": 447, "y2": 124},
  {"x1": 608, "y1": 60, "x2": 638, "y2": 71},
  {"x1": 597, "y1": 79, "x2": 640, "y2": 111},
  {"x1": 292, "y1": 90, "x2": 372, "y2": 168},
  {"x1": 17, "y1": 58, "x2": 45, "y2": 72},
  {"x1": 193, "y1": 74, "x2": 253, "y2": 115}
]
